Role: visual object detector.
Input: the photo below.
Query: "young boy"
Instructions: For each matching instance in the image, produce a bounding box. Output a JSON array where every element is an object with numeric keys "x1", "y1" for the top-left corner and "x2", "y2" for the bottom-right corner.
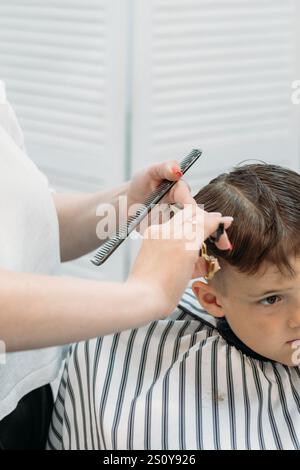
[{"x1": 48, "y1": 164, "x2": 300, "y2": 450}]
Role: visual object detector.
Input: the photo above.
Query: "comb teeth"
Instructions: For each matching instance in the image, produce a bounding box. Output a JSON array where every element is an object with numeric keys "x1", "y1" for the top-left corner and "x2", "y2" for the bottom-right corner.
[
  {"x1": 91, "y1": 149, "x2": 202, "y2": 266},
  {"x1": 144, "y1": 183, "x2": 169, "y2": 205}
]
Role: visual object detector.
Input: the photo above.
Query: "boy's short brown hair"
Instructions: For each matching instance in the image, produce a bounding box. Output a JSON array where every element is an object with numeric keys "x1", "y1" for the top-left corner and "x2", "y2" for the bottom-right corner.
[{"x1": 194, "y1": 164, "x2": 300, "y2": 277}]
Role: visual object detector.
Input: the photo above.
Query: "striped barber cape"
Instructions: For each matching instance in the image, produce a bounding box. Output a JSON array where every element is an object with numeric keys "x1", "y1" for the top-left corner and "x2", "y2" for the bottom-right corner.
[{"x1": 48, "y1": 287, "x2": 300, "y2": 450}]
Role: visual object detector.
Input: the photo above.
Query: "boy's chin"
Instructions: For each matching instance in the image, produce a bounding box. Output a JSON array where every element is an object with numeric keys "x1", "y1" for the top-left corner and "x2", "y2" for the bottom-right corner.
[
  {"x1": 268, "y1": 352, "x2": 299, "y2": 367},
  {"x1": 283, "y1": 358, "x2": 300, "y2": 367},
  {"x1": 281, "y1": 360, "x2": 298, "y2": 367},
  {"x1": 249, "y1": 349, "x2": 297, "y2": 367}
]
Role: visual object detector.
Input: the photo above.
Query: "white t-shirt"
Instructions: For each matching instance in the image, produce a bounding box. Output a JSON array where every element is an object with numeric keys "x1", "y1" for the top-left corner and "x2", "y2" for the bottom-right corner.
[{"x1": 0, "y1": 81, "x2": 65, "y2": 420}]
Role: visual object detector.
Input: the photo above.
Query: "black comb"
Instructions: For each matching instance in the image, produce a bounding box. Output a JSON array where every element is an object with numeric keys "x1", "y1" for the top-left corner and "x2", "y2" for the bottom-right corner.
[{"x1": 91, "y1": 149, "x2": 203, "y2": 266}]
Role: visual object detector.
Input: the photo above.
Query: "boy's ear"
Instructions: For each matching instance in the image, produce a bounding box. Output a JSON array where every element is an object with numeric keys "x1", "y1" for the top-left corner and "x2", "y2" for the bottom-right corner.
[{"x1": 192, "y1": 280, "x2": 225, "y2": 318}]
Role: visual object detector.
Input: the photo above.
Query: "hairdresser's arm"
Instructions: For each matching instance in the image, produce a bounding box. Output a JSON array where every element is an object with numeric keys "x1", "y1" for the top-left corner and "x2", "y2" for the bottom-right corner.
[
  {"x1": 0, "y1": 267, "x2": 158, "y2": 352},
  {"x1": 53, "y1": 161, "x2": 189, "y2": 262},
  {"x1": 0, "y1": 208, "x2": 233, "y2": 352}
]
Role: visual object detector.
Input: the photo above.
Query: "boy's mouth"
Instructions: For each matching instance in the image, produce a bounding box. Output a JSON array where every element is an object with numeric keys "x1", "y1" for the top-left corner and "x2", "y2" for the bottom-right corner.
[{"x1": 286, "y1": 339, "x2": 300, "y2": 346}]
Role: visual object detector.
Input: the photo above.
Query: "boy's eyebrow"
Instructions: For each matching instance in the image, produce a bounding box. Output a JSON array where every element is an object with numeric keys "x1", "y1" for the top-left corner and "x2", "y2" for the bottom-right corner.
[{"x1": 249, "y1": 287, "x2": 294, "y2": 298}]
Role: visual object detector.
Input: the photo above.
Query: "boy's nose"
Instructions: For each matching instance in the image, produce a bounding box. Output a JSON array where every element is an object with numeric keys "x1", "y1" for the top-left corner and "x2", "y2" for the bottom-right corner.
[{"x1": 287, "y1": 308, "x2": 300, "y2": 329}]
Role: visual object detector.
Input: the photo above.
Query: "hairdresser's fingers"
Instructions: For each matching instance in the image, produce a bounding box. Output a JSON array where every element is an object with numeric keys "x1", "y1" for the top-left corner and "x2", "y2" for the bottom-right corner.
[
  {"x1": 139, "y1": 181, "x2": 195, "y2": 234},
  {"x1": 204, "y1": 213, "x2": 234, "y2": 251},
  {"x1": 159, "y1": 202, "x2": 202, "y2": 238},
  {"x1": 214, "y1": 231, "x2": 233, "y2": 251},
  {"x1": 150, "y1": 162, "x2": 194, "y2": 205},
  {"x1": 166, "y1": 179, "x2": 195, "y2": 206},
  {"x1": 165, "y1": 205, "x2": 233, "y2": 251},
  {"x1": 176, "y1": 207, "x2": 233, "y2": 250},
  {"x1": 191, "y1": 257, "x2": 209, "y2": 279},
  {"x1": 148, "y1": 160, "x2": 183, "y2": 185},
  {"x1": 136, "y1": 182, "x2": 193, "y2": 235},
  {"x1": 144, "y1": 160, "x2": 196, "y2": 206},
  {"x1": 190, "y1": 216, "x2": 234, "y2": 279},
  {"x1": 176, "y1": 204, "x2": 230, "y2": 234}
]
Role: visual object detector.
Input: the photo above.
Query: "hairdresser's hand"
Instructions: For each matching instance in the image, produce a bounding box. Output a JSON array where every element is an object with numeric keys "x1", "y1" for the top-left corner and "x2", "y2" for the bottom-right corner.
[
  {"x1": 127, "y1": 205, "x2": 233, "y2": 318},
  {"x1": 128, "y1": 160, "x2": 194, "y2": 234},
  {"x1": 128, "y1": 160, "x2": 194, "y2": 207}
]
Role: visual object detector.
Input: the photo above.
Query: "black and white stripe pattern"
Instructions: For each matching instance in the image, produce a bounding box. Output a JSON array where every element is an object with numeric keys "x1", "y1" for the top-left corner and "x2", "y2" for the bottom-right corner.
[{"x1": 48, "y1": 288, "x2": 300, "y2": 450}]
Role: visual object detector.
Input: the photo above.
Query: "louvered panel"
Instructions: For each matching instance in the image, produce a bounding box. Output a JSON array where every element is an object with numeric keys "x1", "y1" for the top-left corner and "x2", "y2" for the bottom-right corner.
[
  {"x1": 131, "y1": 0, "x2": 299, "y2": 178},
  {"x1": 0, "y1": 0, "x2": 127, "y2": 186}
]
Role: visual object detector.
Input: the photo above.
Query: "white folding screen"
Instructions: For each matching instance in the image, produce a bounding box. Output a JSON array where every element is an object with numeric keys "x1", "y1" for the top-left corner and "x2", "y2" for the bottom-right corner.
[
  {"x1": 131, "y1": 0, "x2": 300, "y2": 194},
  {"x1": 0, "y1": 0, "x2": 129, "y2": 280}
]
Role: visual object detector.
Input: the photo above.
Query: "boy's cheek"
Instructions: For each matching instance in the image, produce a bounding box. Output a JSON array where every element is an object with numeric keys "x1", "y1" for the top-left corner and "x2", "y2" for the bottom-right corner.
[{"x1": 225, "y1": 307, "x2": 262, "y2": 340}]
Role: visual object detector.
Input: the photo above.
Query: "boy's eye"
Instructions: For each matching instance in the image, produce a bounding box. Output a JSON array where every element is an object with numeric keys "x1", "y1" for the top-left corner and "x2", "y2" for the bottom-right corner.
[{"x1": 260, "y1": 295, "x2": 280, "y2": 306}]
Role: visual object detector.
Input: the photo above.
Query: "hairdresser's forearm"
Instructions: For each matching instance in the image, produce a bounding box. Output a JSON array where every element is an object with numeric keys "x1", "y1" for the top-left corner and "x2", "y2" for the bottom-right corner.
[
  {"x1": 53, "y1": 182, "x2": 135, "y2": 262},
  {"x1": 0, "y1": 268, "x2": 157, "y2": 352}
]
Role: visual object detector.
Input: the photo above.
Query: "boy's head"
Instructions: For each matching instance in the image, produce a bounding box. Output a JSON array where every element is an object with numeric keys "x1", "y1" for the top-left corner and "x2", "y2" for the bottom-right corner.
[{"x1": 192, "y1": 164, "x2": 300, "y2": 366}]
